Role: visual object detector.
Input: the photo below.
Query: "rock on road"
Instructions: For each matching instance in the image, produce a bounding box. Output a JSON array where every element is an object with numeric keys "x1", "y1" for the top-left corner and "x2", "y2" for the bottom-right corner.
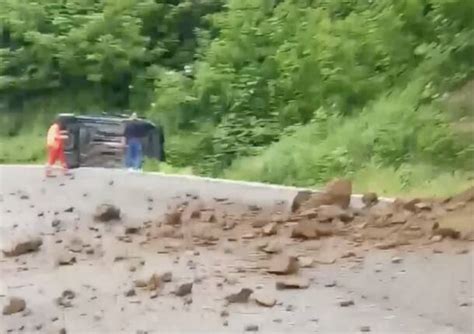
[{"x1": 0, "y1": 165, "x2": 472, "y2": 333}]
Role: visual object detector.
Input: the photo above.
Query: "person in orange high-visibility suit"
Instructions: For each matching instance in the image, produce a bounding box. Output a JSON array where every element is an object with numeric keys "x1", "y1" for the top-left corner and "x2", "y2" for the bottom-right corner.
[{"x1": 45, "y1": 119, "x2": 69, "y2": 177}]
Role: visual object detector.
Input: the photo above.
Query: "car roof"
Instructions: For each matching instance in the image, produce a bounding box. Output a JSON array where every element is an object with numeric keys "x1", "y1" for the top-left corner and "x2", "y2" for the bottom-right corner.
[{"x1": 57, "y1": 113, "x2": 156, "y2": 126}]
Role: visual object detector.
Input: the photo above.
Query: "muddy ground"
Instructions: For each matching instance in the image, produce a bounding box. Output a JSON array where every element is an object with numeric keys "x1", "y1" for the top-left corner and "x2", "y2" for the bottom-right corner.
[{"x1": 0, "y1": 168, "x2": 473, "y2": 333}]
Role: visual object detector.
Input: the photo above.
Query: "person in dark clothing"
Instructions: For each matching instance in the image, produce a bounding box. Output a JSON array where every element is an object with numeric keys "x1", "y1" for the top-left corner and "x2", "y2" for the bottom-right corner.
[
  {"x1": 157, "y1": 124, "x2": 166, "y2": 162},
  {"x1": 122, "y1": 113, "x2": 151, "y2": 171}
]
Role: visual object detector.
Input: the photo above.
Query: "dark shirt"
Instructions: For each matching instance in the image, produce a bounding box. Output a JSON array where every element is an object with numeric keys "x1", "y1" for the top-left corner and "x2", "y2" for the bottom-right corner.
[{"x1": 124, "y1": 120, "x2": 153, "y2": 141}]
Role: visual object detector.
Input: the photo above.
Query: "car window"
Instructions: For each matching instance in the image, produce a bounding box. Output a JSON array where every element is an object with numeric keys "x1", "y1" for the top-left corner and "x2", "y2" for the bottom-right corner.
[
  {"x1": 63, "y1": 128, "x2": 75, "y2": 150},
  {"x1": 79, "y1": 127, "x2": 91, "y2": 146}
]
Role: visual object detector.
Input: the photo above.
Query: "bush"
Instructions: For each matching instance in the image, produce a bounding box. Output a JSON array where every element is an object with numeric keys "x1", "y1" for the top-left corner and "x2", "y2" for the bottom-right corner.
[{"x1": 224, "y1": 81, "x2": 474, "y2": 190}]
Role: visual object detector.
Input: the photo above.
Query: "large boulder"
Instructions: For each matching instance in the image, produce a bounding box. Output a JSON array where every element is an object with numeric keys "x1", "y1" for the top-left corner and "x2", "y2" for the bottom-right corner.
[
  {"x1": 325, "y1": 179, "x2": 352, "y2": 209},
  {"x1": 299, "y1": 179, "x2": 352, "y2": 211},
  {"x1": 3, "y1": 297, "x2": 26, "y2": 315}
]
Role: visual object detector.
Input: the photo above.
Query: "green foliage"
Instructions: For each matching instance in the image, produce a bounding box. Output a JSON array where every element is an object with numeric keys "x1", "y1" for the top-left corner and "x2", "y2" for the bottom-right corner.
[
  {"x1": 0, "y1": 0, "x2": 223, "y2": 110},
  {"x1": 352, "y1": 163, "x2": 474, "y2": 197},
  {"x1": 147, "y1": 0, "x2": 474, "y2": 178},
  {"x1": 225, "y1": 81, "x2": 474, "y2": 186},
  {"x1": 0, "y1": 130, "x2": 44, "y2": 164}
]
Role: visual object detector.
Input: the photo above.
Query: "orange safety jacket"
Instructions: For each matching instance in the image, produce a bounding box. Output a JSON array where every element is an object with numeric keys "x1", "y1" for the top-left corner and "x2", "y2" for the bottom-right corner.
[{"x1": 46, "y1": 123, "x2": 63, "y2": 149}]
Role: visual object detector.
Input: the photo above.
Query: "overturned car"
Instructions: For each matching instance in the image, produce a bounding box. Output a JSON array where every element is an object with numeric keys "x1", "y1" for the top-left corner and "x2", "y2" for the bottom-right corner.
[{"x1": 57, "y1": 114, "x2": 165, "y2": 168}]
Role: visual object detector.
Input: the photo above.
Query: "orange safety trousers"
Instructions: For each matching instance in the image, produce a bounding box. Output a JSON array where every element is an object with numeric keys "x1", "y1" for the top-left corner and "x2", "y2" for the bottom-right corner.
[
  {"x1": 46, "y1": 123, "x2": 67, "y2": 169},
  {"x1": 47, "y1": 145, "x2": 67, "y2": 168}
]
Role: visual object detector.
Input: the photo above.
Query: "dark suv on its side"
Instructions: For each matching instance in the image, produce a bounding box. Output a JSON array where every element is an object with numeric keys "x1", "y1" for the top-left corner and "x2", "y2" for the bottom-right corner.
[{"x1": 57, "y1": 114, "x2": 165, "y2": 168}]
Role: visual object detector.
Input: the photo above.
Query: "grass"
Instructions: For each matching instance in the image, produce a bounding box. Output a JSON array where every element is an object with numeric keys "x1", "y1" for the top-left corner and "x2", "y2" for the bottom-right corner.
[
  {"x1": 0, "y1": 131, "x2": 45, "y2": 164},
  {"x1": 222, "y1": 159, "x2": 474, "y2": 197},
  {"x1": 224, "y1": 81, "x2": 474, "y2": 197},
  {"x1": 352, "y1": 163, "x2": 474, "y2": 198}
]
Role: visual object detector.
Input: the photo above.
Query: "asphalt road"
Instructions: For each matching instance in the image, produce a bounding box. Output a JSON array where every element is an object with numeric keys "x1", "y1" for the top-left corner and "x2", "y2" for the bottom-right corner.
[{"x1": 0, "y1": 166, "x2": 472, "y2": 333}]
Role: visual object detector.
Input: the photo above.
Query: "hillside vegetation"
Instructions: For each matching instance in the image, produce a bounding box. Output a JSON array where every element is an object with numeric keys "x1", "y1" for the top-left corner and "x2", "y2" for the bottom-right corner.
[{"x1": 1, "y1": 0, "x2": 473, "y2": 195}]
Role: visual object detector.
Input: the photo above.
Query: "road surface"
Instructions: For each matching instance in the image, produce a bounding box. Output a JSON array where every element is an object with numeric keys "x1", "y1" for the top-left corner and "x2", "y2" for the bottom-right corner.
[{"x1": 0, "y1": 166, "x2": 472, "y2": 333}]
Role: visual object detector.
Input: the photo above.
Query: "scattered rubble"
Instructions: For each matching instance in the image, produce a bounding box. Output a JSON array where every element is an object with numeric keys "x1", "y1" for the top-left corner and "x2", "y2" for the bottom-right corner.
[
  {"x1": 1, "y1": 177, "x2": 472, "y2": 332},
  {"x1": 432, "y1": 223, "x2": 460, "y2": 239}
]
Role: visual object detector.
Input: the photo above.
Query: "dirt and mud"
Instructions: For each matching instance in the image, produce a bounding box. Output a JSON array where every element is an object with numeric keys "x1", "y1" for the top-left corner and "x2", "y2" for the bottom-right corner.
[{"x1": 0, "y1": 168, "x2": 473, "y2": 333}]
